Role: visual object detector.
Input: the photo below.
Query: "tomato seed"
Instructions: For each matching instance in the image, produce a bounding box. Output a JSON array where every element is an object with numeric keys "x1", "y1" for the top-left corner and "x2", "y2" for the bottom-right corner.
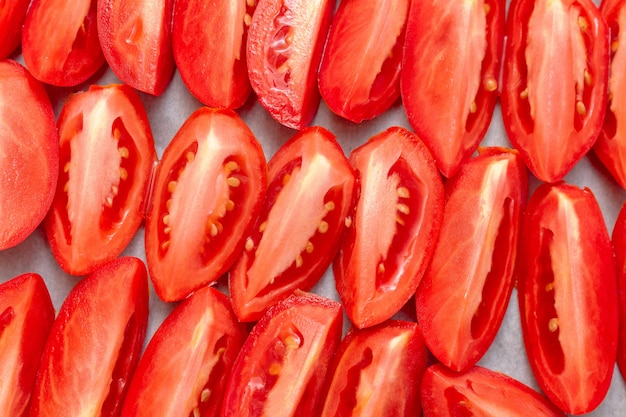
[
  {"x1": 548, "y1": 318, "x2": 559, "y2": 332},
  {"x1": 118, "y1": 146, "x2": 129, "y2": 158},
  {"x1": 201, "y1": 388, "x2": 210, "y2": 403},
  {"x1": 227, "y1": 177, "x2": 241, "y2": 187},
  {"x1": 318, "y1": 221, "x2": 329, "y2": 233},
  {"x1": 397, "y1": 203, "x2": 410, "y2": 215}
]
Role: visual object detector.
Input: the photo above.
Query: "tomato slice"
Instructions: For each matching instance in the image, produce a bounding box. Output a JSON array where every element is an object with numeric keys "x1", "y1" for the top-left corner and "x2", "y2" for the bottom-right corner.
[
  {"x1": 334, "y1": 127, "x2": 443, "y2": 329},
  {"x1": 246, "y1": 0, "x2": 334, "y2": 129},
  {"x1": 44, "y1": 84, "x2": 157, "y2": 276},
  {"x1": 120, "y1": 285, "x2": 248, "y2": 417},
  {"x1": 22, "y1": 0, "x2": 105, "y2": 86},
  {"x1": 145, "y1": 107, "x2": 267, "y2": 302},
  {"x1": 517, "y1": 182, "x2": 618, "y2": 414},
  {"x1": 0, "y1": 0, "x2": 30, "y2": 59},
  {"x1": 0, "y1": 60, "x2": 58, "y2": 251},
  {"x1": 221, "y1": 291, "x2": 343, "y2": 417},
  {"x1": 0, "y1": 273, "x2": 55, "y2": 417},
  {"x1": 97, "y1": 0, "x2": 175, "y2": 95},
  {"x1": 318, "y1": 0, "x2": 409, "y2": 123},
  {"x1": 501, "y1": 0, "x2": 609, "y2": 183},
  {"x1": 612, "y1": 201, "x2": 626, "y2": 380},
  {"x1": 401, "y1": 0, "x2": 504, "y2": 178},
  {"x1": 29, "y1": 257, "x2": 149, "y2": 417},
  {"x1": 421, "y1": 364, "x2": 567, "y2": 417},
  {"x1": 319, "y1": 320, "x2": 427, "y2": 417},
  {"x1": 173, "y1": 0, "x2": 254, "y2": 109},
  {"x1": 229, "y1": 126, "x2": 355, "y2": 322},
  {"x1": 415, "y1": 147, "x2": 527, "y2": 372}
]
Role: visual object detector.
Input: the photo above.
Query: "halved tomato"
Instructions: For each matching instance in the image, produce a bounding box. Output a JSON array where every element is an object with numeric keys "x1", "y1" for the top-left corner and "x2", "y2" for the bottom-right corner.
[
  {"x1": 229, "y1": 126, "x2": 355, "y2": 322},
  {"x1": 334, "y1": 127, "x2": 443, "y2": 329},
  {"x1": 145, "y1": 107, "x2": 267, "y2": 302},
  {"x1": 45, "y1": 84, "x2": 157, "y2": 276},
  {"x1": 0, "y1": 60, "x2": 58, "y2": 251},
  {"x1": 612, "y1": 201, "x2": 626, "y2": 380},
  {"x1": 0, "y1": 0, "x2": 30, "y2": 59}
]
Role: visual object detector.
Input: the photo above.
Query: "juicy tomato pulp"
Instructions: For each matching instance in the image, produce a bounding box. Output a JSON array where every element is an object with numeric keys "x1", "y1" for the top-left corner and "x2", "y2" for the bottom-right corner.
[{"x1": 229, "y1": 126, "x2": 355, "y2": 322}]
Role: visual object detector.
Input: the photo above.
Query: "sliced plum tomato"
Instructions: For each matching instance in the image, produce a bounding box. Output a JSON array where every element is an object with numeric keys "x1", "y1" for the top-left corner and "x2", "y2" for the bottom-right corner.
[
  {"x1": 121, "y1": 285, "x2": 248, "y2": 417},
  {"x1": 0, "y1": 60, "x2": 58, "y2": 251},
  {"x1": 318, "y1": 0, "x2": 409, "y2": 123},
  {"x1": 229, "y1": 126, "x2": 355, "y2": 322},
  {"x1": 501, "y1": 0, "x2": 609, "y2": 183},
  {"x1": 246, "y1": 0, "x2": 334, "y2": 130},
  {"x1": 28, "y1": 257, "x2": 149, "y2": 417},
  {"x1": 0, "y1": 0, "x2": 30, "y2": 59},
  {"x1": 333, "y1": 127, "x2": 443, "y2": 329},
  {"x1": 517, "y1": 182, "x2": 618, "y2": 415},
  {"x1": 22, "y1": 0, "x2": 105, "y2": 87},
  {"x1": 145, "y1": 107, "x2": 267, "y2": 302},
  {"x1": 44, "y1": 84, "x2": 157, "y2": 276},
  {"x1": 319, "y1": 320, "x2": 427, "y2": 417},
  {"x1": 612, "y1": 201, "x2": 626, "y2": 380},
  {"x1": 173, "y1": 0, "x2": 254, "y2": 109},
  {"x1": 97, "y1": 0, "x2": 175, "y2": 95},
  {"x1": 220, "y1": 291, "x2": 343, "y2": 417},
  {"x1": 415, "y1": 147, "x2": 528, "y2": 372},
  {"x1": 401, "y1": 0, "x2": 504, "y2": 178},
  {"x1": 0, "y1": 273, "x2": 55, "y2": 417},
  {"x1": 421, "y1": 364, "x2": 567, "y2": 417}
]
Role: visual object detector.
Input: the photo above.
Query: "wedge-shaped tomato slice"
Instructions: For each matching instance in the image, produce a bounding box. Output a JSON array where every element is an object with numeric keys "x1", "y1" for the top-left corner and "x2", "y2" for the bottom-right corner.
[
  {"x1": 29, "y1": 257, "x2": 149, "y2": 417},
  {"x1": 229, "y1": 126, "x2": 355, "y2": 322},
  {"x1": 221, "y1": 291, "x2": 342, "y2": 417},
  {"x1": 173, "y1": 0, "x2": 254, "y2": 109},
  {"x1": 611, "y1": 201, "x2": 626, "y2": 380},
  {"x1": 121, "y1": 286, "x2": 247, "y2": 417},
  {"x1": 319, "y1": 320, "x2": 427, "y2": 417},
  {"x1": 247, "y1": 0, "x2": 334, "y2": 129},
  {"x1": 22, "y1": 0, "x2": 105, "y2": 86},
  {"x1": 502, "y1": 0, "x2": 609, "y2": 183},
  {"x1": 415, "y1": 148, "x2": 527, "y2": 372},
  {"x1": 334, "y1": 127, "x2": 443, "y2": 329},
  {"x1": 0, "y1": 0, "x2": 30, "y2": 59},
  {"x1": 401, "y1": 0, "x2": 504, "y2": 178},
  {"x1": 45, "y1": 84, "x2": 157, "y2": 276},
  {"x1": 0, "y1": 60, "x2": 58, "y2": 251},
  {"x1": 0, "y1": 273, "x2": 55, "y2": 417},
  {"x1": 318, "y1": 0, "x2": 409, "y2": 123},
  {"x1": 98, "y1": 0, "x2": 175, "y2": 95},
  {"x1": 146, "y1": 107, "x2": 267, "y2": 302},
  {"x1": 421, "y1": 364, "x2": 566, "y2": 417},
  {"x1": 517, "y1": 182, "x2": 618, "y2": 414}
]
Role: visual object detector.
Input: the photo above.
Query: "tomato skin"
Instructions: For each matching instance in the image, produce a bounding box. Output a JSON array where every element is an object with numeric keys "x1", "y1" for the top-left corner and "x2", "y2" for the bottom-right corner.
[
  {"x1": 22, "y1": 0, "x2": 105, "y2": 86},
  {"x1": 145, "y1": 107, "x2": 267, "y2": 302},
  {"x1": 0, "y1": 0, "x2": 30, "y2": 59},
  {"x1": 421, "y1": 364, "x2": 566, "y2": 417},
  {"x1": 28, "y1": 257, "x2": 150, "y2": 417},
  {"x1": 319, "y1": 320, "x2": 427, "y2": 417},
  {"x1": 44, "y1": 84, "x2": 157, "y2": 276},
  {"x1": 517, "y1": 182, "x2": 618, "y2": 414},
  {"x1": 220, "y1": 291, "x2": 343, "y2": 417},
  {"x1": 318, "y1": 0, "x2": 409, "y2": 123},
  {"x1": 172, "y1": 0, "x2": 254, "y2": 109},
  {"x1": 246, "y1": 0, "x2": 334, "y2": 130},
  {"x1": 229, "y1": 126, "x2": 355, "y2": 322},
  {"x1": 501, "y1": 0, "x2": 609, "y2": 183},
  {"x1": 121, "y1": 285, "x2": 248, "y2": 417},
  {"x1": 0, "y1": 273, "x2": 55, "y2": 417},
  {"x1": 97, "y1": 0, "x2": 175, "y2": 95},
  {"x1": 334, "y1": 127, "x2": 443, "y2": 329},
  {"x1": 612, "y1": 201, "x2": 626, "y2": 380},
  {"x1": 401, "y1": 0, "x2": 504, "y2": 178},
  {"x1": 415, "y1": 147, "x2": 527, "y2": 372},
  {"x1": 0, "y1": 60, "x2": 59, "y2": 251}
]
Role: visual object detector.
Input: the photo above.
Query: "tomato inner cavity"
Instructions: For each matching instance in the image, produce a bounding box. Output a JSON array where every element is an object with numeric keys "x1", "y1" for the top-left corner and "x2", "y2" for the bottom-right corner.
[
  {"x1": 443, "y1": 387, "x2": 474, "y2": 417},
  {"x1": 266, "y1": 5, "x2": 293, "y2": 89},
  {"x1": 335, "y1": 347, "x2": 373, "y2": 416},
  {"x1": 0, "y1": 307, "x2": 15, "y2": 337},
  {"x1": 190, "y1": 335, "x2": 230, "y2": 417}
]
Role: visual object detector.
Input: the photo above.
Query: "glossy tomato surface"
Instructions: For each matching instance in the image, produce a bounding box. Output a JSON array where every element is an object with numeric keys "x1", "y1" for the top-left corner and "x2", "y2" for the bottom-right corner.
[
  {"x1": 0, "y1": 60, "x2": 58, "y2": 251},
  {"x1": 229, "y1": 126, "x2": 355, "y2": 322},
  {"x1": 612, "y1": 201, "x2": 626, "y2": 380},
  {"x1": 415, "y1": 147, "x2": 527, "y2": 372},
  {"x1": 145, "y1": 107, "x2": 267, "y2": 302},
  {"x1": 28, "y1": 257, "x2": 149, "y2": 417},
  {"x1": 45, "y1": 84, "x2": 157, "y2": 276},
  {"x1": 517, "y1": 182, "x2": 618, "y2": 414},
  {"x1": 401, "y1": 0, "x2": 504, "y2": 178},
  {"x1": 501, "y1": 0, "x2": 609, "y2": 183},
  {"x1": 246, "y1": 0, "x2": 334, "y2": 129},
  {"x1": 0, "y1": 0, "x2": 30, "y2": 59},
  {"x1": 220, "y1": 291, "x2": 343, "y2": 417},
  {"x1": 334, "y1": 127, "x2": 443, "y2": 329},
  {"x1": 318, "y1": 0, "x2": 409, "y2": 123},
  {"x1": 0, "y1": 273, "x2": 55, "y2": 417}
]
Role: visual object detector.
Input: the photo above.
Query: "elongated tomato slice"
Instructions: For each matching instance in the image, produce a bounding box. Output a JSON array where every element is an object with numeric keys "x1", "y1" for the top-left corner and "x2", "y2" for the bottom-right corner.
[{"x1": 0, "y1": 0, "x2": 30, "y2": 59}]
